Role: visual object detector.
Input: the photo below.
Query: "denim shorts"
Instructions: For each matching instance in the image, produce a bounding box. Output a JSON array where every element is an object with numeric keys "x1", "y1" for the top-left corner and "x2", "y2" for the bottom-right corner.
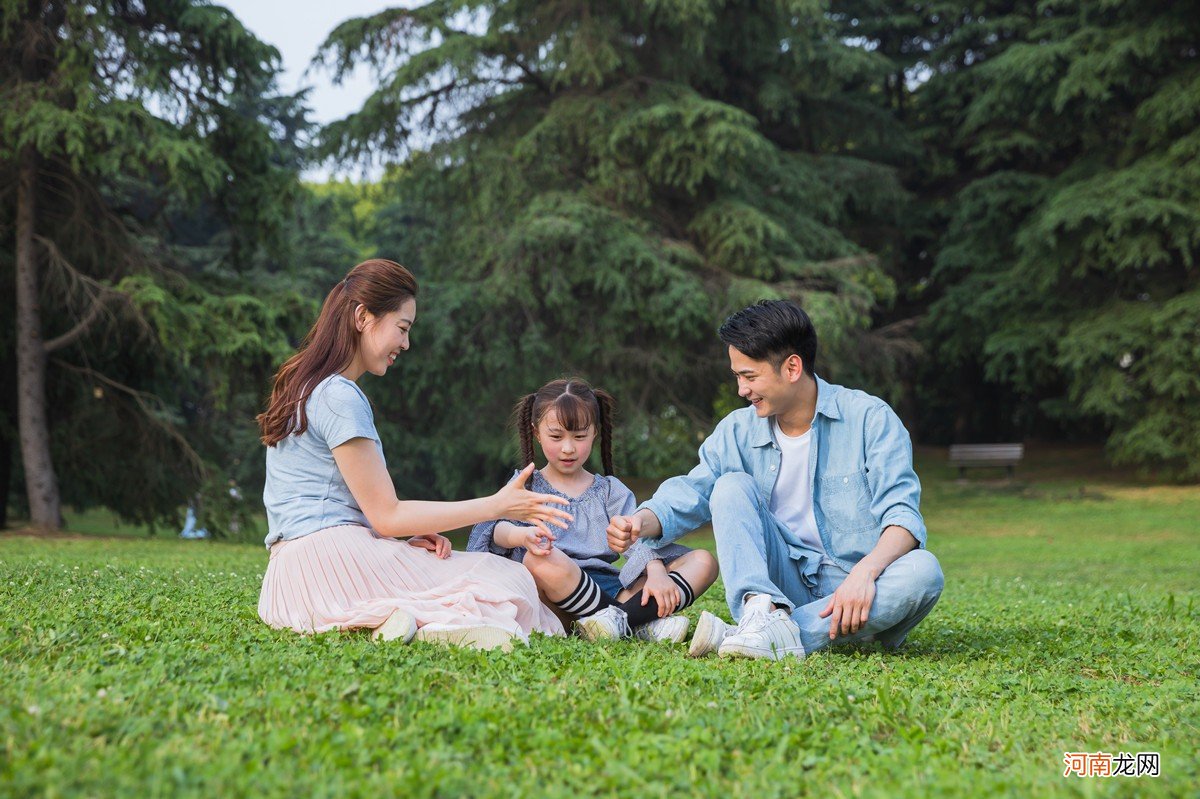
[{"x1": 583, "y1": 567, "x2": 624, "y2": 599}]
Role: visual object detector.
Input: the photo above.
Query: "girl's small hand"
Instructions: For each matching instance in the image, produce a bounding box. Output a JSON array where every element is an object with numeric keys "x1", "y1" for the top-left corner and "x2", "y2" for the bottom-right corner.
[
  {"x1": 408, "y1": 533, "x2": 451, "y2": 559},
  {"x1": 494, "y1": 463, "x2": 574, "y2": 537},
  {"x1": 641, "y1": 569, "x2": 681, "y2": 618},
  {"x1": 522, "y1": 526, "x2": 555, "y2": 556}
]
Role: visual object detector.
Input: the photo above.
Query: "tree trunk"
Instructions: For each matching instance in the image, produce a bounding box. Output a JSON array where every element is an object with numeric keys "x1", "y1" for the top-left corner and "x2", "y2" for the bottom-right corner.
[
  {"x1": 15, "y1": 146, "x2": 62, "y2": 530},
  {"x1": 0, "y1": 349, "x2": 13, "y2": 529}
]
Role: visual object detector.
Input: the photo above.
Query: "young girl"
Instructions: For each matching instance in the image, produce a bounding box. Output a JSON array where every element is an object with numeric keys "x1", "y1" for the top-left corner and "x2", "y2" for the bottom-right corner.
[
  {"x1": 256, "y1": 259, "x2": 572, "y2": 650},
  {"x1": 468, "y1": 379, "x2": 718, "y2": 642}
]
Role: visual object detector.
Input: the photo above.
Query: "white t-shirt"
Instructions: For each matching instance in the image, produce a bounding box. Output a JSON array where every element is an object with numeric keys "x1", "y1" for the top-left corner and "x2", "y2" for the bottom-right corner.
[{"x1": 769, "y1": 418, "x2": 827, "y2": 557}]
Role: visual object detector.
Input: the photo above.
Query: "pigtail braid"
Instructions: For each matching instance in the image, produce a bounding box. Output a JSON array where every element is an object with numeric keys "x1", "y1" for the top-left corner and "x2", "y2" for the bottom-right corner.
[
  {"x1": 595, "y1": 389, "x2": 616, "y2": 477},
  {"x1": 517, "y1": 393, "x2": 537, "y2": 488}
]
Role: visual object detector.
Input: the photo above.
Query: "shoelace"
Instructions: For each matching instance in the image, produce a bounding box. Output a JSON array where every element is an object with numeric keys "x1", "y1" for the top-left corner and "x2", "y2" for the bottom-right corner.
[
  {"x1": 598, "y1": 606, "x2": 631, "y2": 637},
  {"x1": 733, "y1": 608, "x2": 773, "y2": 636}
]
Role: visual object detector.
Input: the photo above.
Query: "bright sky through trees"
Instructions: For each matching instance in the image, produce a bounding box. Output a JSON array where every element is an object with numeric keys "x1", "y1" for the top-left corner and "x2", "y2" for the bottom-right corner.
[{"x1": 217, "y1": 0, "x2": 401, "y2": 178}]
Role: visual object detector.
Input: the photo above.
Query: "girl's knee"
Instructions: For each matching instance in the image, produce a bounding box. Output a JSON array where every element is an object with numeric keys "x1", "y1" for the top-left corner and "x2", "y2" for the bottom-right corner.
[
  {"x1": 692, "y1": 549, "x2": 719, "y2": 582},
  {"x1": 672, "y1": 549, "x2": 719, "y2": 589},
  {"x1": 523, "y1": 551, "x2": 552, "y2": 574},
  {"x1": 524, "y1": 548, "x2": 575, "y2": 580}
]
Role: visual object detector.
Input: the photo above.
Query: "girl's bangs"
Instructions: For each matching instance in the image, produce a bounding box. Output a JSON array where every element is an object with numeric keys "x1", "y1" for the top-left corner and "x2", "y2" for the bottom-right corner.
[{"x1": 548, "y1": 392, "x2": 597, "y2": 432}]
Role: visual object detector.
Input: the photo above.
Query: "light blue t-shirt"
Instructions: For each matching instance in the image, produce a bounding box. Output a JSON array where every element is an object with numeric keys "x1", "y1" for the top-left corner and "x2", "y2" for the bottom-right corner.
[{"x1": 262, "y1": 374, "x2": 384, "y2": 547}]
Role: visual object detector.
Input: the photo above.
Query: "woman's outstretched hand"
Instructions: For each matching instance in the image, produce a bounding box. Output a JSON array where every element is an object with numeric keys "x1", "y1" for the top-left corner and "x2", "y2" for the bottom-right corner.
[{"x1": 493, "y1": 463, "x2": 573, "y2": 538}]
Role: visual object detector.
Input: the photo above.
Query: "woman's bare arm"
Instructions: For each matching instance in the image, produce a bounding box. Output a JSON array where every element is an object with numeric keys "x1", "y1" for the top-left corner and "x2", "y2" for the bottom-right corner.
[{"x1": 332, "y1": 439, "x2": 571, "y2": 538}]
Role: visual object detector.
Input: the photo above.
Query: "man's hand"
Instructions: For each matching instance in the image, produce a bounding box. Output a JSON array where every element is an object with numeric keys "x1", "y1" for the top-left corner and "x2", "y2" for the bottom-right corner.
[
  {"x1": 640, "y1": 564, "x2": 680, "y2": 618},
  {"x1": 408, "y1": 533, "x2": 451, "y2": 559},
  {"x1": 817, "y1": 526, "x2": 916, "y2": 639},
  {"x1": 607, "y1": 514, "x2": 642, "y2": 554},
  {"x1": 818, "y1": 565, "x2": 876, "y2": 639}
]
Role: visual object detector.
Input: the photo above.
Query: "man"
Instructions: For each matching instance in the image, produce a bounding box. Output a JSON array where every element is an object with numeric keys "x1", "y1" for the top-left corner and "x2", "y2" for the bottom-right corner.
[{"x1": 607, "y1": 300, "x2": 943, "y2": 660}]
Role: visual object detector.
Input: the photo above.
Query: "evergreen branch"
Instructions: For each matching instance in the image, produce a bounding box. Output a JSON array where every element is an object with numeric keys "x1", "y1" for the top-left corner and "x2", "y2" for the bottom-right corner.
[
  {"x1": 315, "y1": 8, "x2": 444, "y2": 83},
  {"x1": 38, "y1": 161, "x2": 176, "y2": 288},
  {"x1": 35, "y1": 233, "x2": 115, "y2": 295},
  {"x1": 34, "y1": 233, "x2": 149, "y2": 346},
  {"x1": 503, "y1": 54, "x2": 551, "y2": 94},
  {"x1": 860, "y1": 317, "x2": 924, "y2": 361},
  {"x1": 42, "y1": 290, "x2": 122, "y2": 354},
  {"x1": 49, "y1": 358, "x2": 207, "y2": 480}
]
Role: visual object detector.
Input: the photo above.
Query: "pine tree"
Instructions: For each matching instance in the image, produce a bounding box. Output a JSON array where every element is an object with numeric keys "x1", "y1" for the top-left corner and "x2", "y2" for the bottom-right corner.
[
  {"x1": 1, "y1": 1, "x2": 301, "y2": 528},
  {"x1": 317, "y1": 0, "x2": 911, "y2": 495},
  {"x1": 918, "y1": 0, "x2": 1200, "y2": 476}
]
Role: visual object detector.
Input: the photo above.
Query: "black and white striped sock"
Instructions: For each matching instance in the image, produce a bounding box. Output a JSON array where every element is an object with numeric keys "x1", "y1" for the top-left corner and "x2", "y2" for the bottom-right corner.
[
  {"x1": 554, "y1": 572, "x2": 617, "y2": 619},
  {"x1": 669, "y1": 571, "x2": 696, "y2": 610}
]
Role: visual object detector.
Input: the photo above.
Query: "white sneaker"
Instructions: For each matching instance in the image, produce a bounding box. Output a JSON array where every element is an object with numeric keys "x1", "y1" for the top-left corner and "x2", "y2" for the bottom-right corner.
[
  {"x1": 634, "y1": 614, "x2": 690, "y2": 644},
  {"x1": 687, "y1": 610, "x2": 730, "y2": 657},
  {"x1": 371, "y1": 608, "x2": 417, "y2": 643},
  {"x1": 415, "y1": 623, "x2": 518, "y2": 652},
  {"x1": 718, "y1": 608, "x2": 806, "y2": 660},
  {"x1": 576, "y1": 606, "x2": 631, "y2": 641}
]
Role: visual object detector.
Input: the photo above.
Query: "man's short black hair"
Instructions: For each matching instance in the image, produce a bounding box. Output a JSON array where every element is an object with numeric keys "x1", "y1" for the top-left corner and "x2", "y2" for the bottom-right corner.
[{"x1": 718, "y1": 299, "x2": 818, "y2": 375}]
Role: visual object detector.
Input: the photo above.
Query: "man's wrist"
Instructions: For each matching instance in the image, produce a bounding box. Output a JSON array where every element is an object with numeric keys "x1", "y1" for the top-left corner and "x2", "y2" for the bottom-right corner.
[
  {"x1": 851, "y1": 559, "x2": 882, "y2": 581},
  {"x1": 635, "y1": 508, "x2": 662, "y2": 538}
]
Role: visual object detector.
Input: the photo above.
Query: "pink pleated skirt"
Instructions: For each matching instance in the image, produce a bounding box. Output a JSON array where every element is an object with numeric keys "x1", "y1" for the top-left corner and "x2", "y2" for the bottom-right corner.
[{"x1": 258, "y1": 525, "x2": 565, "y2": 640}]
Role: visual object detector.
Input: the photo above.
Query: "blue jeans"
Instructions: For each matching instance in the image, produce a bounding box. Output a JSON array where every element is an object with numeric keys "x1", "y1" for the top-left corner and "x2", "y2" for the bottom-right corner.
[{"x1": 709, "y1": 472, "x2": 944, "y2": 655}]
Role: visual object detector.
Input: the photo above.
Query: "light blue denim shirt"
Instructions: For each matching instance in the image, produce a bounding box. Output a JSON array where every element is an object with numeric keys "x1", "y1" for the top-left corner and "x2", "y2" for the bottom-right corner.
[{"x1": 639, "y1": 376, "x2": 925, "y2": 576}]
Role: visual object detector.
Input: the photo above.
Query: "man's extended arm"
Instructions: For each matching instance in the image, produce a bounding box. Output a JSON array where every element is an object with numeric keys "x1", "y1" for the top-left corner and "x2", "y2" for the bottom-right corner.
[{"x1": 607, "y1": 423, "x2": 730, "y2": 552}]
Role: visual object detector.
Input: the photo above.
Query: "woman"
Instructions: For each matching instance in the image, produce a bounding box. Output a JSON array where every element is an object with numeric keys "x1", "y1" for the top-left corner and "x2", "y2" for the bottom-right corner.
[{"x1": 256, "y1": 259, "x2": 570, "y2": 649}]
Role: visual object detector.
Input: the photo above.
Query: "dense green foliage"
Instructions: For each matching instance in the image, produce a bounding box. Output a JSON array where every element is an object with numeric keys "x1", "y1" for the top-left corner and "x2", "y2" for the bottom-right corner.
[
  {"x1": 4, "y1": 0, "x2": 1200, "y2": 529},
  {"x1": 2, "y1": 459, "x2": 1197, "y2": 795},
  {"x1": 315, "y1": 0, "x2": 912, "y2": 497},
  {"x1": 913, "y1": 0, "x2": 1200, "y2": 478},
  {"x1": 0, "y1": 1, "x2": 326, "y2": 529}
]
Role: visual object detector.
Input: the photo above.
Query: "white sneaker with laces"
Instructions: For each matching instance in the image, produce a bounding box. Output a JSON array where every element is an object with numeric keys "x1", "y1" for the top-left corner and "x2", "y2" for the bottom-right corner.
[
  {"x1": 718, "y1": 608, "x2": 806, "y2": 660},
  {"x1": 576, "y1": 606, "x2": 632, "y2": 641},
  {"x1": 371, "y1": 608, "x2": 417, "y2": 643},
  {"x1": 634, "y1": 614, "x2": 690, "y2": 644},
  {"x1": 687, "y1": 610, "x2": 730, "y2": 657}
]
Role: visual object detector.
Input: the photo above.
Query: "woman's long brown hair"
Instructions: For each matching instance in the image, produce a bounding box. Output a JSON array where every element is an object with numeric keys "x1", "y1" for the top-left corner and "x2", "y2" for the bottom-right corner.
[
  {"x1": 257, "y1": 259, "x2": 418, "y2": 446},
  {"x1": 513, "y1": 378, "x2": 616, "y2": 488}
]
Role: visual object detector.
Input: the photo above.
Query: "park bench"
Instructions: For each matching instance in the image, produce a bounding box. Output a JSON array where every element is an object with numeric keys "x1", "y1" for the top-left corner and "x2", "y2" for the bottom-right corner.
[{"x1": 948, "y1": 443, "x2": 1024, "y2": 479}]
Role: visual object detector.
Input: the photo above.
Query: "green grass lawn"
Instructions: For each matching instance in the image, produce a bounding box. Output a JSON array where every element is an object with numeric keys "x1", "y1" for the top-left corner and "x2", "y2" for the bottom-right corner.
[{"x1": 2, "y1": 446, "x2": 1197, "y2": 797}]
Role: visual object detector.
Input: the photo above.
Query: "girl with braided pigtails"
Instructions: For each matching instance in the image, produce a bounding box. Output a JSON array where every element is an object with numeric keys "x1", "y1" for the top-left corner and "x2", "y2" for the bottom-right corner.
[{"x1": 468, "y1": 379, "x2": 719, "y2": 642}]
